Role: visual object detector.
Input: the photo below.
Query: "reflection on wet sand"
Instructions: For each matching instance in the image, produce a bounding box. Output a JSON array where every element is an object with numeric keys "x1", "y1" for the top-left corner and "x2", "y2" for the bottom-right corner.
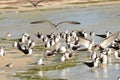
[
  {"x1": 37, "y1": 71, "x2": 44, "y2": 77},
  {"x1": 92, "y1": 68, "x2": 100, "y2": 78},
  {"x1": 102, "y1": 66, "x2": 108, "y2": 78}
]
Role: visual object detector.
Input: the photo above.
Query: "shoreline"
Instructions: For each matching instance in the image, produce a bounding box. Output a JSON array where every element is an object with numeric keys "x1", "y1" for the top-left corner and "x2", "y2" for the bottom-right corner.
[{"x1": 0, "y1": 0, "x2": 120, "y2": 12}]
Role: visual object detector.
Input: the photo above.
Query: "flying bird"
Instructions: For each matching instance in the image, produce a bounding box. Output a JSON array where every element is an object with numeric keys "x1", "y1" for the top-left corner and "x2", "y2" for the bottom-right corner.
[
  {"x1": 26, "y1": 0, "x2": 43, "y2": 8},
  {"x1": 30, "y1": 20, "x2": 81, "y2": 29},
  {"x1": 78, "y1": 31, "x2": 119, "y2": 52}
]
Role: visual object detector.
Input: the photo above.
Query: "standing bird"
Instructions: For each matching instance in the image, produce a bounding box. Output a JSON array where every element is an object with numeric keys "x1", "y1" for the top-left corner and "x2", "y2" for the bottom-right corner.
[
  {"x1": 30, "y1": 20, "x2": 81, "y2": 30},
  {"x1": 5, "y1": 62, "x2": 13, "y2": 68},
  {"x1": 0, "y1": 46, "x2": 5, "y2": 56},
  {"x1": 90, "y1": 31, "x2": 95, "y2": 39},
  {"x1": 77, "y1": 30, "x2": 87, "y2": 38},
  {"x1": 26, "y1": 0, "x2": 43, "y2": 9},
  {"x1": 84, "y1": 57, "x2": 100, "y2": 68},
  {"x1": 95, "y1": 31, "x2": 112, "y2": 38}
]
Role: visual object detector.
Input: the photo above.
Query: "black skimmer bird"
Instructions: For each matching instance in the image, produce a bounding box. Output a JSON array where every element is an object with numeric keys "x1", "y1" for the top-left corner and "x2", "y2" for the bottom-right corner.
[
  {"x1": 76, "y1": 30, "x2": 87, "y2": 38},
  {"x1": 0, "y1": 46, "x2": 5, "y2": 56},
  {"x1": 30, "y1": 20, "x2": 80, "y2": 30},
  {"x1": 35, "y1": 32, "x2": 44, "y2": 39},
  {"x1": 28, "y1": 40, "x2": 35, "y2": 48},
  {"x1": 22, "y1": 48, "x2": 33, "y2": 55},
  {"x1": 17, "y1": 42, "x2": 33, "y2": 55},
  {"x1": 26, "y1": 0, "x2": 43, "y2": 9},
  {"x1": 61, "y1": 52, "x2": 73, "y2": 62},
  {"x1": 44, "y1": 49, "x2": 56, "y2": 56},
  {"x1": 78, "y1": 32, "x2": 119, "y2": 53},
  {"x1": 67, "y1": 43, "x2": 81, "y2": 51},
  {"x1": 109, "y1": 38, "x2": 120, "y2": 50},
  {"x1": 99, "y1": 53, "x2": 108, "y2": 65},
  {"x1": 5, "y1": 62, "x2": 13, "y2": 68},
  {"x1": 84, "y1": 57, "x2": 100, "y2": 68},
  {"x1": 45, "y1": 41, "x2": 51, "y2": 49},
  {"x1": 90, "y1": 31, "x2": 95, "y2": 39},
  {"x1": 95, "y1": 31, "x2": 112, "y2": 38}
]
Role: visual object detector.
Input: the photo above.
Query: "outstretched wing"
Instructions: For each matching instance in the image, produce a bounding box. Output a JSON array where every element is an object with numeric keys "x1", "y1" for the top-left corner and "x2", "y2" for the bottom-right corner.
[
  {"x1": 78, "y1": 37, "x2": 91, "y2": 48},
  {"x1": 27, "y1": 0, "x2": 43, "y2": 6},
  {"x1": 36, "y1": 0, "x2": 43, "y2": 5},
  {"x1": 100, "y1": 31, "x2": 119, "y2": 48},
  {"x1": 55, "y1": 21, "x2": 81, "y2": 28},
  {"x1": 27, "y1": 0, "x2": 35, "y2": 6},
  {"x1": 30, "y1": 20, "x2": 57, "y2": 29}
]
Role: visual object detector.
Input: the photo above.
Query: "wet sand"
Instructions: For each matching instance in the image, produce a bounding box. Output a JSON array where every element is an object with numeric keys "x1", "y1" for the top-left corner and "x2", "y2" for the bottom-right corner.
[{"x1": 0, "y1": 45, "x2": 36, "y2": 80}]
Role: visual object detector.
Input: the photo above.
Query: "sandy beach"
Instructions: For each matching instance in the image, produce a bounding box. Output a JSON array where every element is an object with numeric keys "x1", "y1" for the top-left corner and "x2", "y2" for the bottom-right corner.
[
  {"x1": 0, "y1": 0, "x2": 120, "y2": 12},
  {"x1": 0, "y1": 0, "x2": 120, "y2": 80}
]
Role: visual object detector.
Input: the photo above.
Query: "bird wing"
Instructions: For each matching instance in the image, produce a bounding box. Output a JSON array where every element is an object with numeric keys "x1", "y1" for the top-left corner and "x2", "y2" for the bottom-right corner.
[
  {"x1": 30, "y1": 20, "x2": 57, "y2": 29},
  {"x1": 100, "y1": 31, "x2": 119, "y2": 48},
  {"x1": 30, "y1": 20, "x2": 46, "y2": 24},
  {"x1": 95, "y1": 34, "x2": 106, "y2": 38},
  {"x1": 78, "y1": 37, "x2": 91, "y2": 48},
  {"x1": 30, "y1": 20, "x2": 55, "y2": 25},
  {"x1": 26, "y1": 0, "x2": 35, "y2": 5},
  {"x1": 55, "y1": 21, "x2": 81, "y2": 28},
  {"x1": 36, "y1": 0, "x2": 43, "y2": 5}
]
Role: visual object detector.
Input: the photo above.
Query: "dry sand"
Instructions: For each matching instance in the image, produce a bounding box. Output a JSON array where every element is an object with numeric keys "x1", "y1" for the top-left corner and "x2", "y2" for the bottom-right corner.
[{"x1": 0, "y1": 0, "x2": 120, "y2": 12}]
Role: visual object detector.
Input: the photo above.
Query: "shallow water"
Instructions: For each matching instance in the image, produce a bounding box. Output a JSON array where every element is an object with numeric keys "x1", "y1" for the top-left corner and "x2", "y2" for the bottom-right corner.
[{"x1": 0, "y1": 3, "x2": 120, "y2": 80}]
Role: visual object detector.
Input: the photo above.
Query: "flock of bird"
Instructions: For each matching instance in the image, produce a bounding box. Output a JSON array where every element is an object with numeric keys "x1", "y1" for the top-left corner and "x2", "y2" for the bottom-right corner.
[{"x1": 1, "y1": 26, "x2": 120, "y2": 69}]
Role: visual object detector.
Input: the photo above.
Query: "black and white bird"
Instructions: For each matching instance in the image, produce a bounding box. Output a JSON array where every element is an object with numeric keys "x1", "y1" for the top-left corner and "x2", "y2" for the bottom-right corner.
[
  {"x1": 44, "y1": 49, "x2": 56, "y2": 56},
  {"x1": 95, "y1": 31, "x2": 112, "y2": 38},
  {"x1": 35, "y1": 32, "x2": 44, "y2": 40},
  {"x1": 84, "y1": 57, "x2": 100, "y2": 68},
  {"x1": 30, "y1": 20, "x2": 80, "y2": 30},
  {"x1": 76, "y1": 30, "x2": 87, "y2": 38},
  {"x1": 90, "y1": 31, "x2": 95, "y2": 39},
  {"x1": 99, "y1": 52, "x2": 108, "y2": 65},
  {"x1": 5, "y1": 62, "x2": 13, "y2": 68},
  {"x1": 78, "y1": 32, "x2": 119, "y2": 53},
  {"x1": 17, "y1": 42, "x2": 33, "y2": 55},
  {"x1": 61, "y1": 52, "x2": 73, "y2": 62}
]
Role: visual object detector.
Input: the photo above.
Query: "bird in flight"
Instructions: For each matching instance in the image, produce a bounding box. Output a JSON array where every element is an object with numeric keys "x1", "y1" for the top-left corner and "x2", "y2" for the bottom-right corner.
[
  {"x1": 26, "y1": 0, "x2": 43, "y2": 9},
  {"x1": 78, "y1": 31, "x2": 119, "y2": 52},
  {"x1": 30, "y1": 20, "x2": 81, "y2": 30}
]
